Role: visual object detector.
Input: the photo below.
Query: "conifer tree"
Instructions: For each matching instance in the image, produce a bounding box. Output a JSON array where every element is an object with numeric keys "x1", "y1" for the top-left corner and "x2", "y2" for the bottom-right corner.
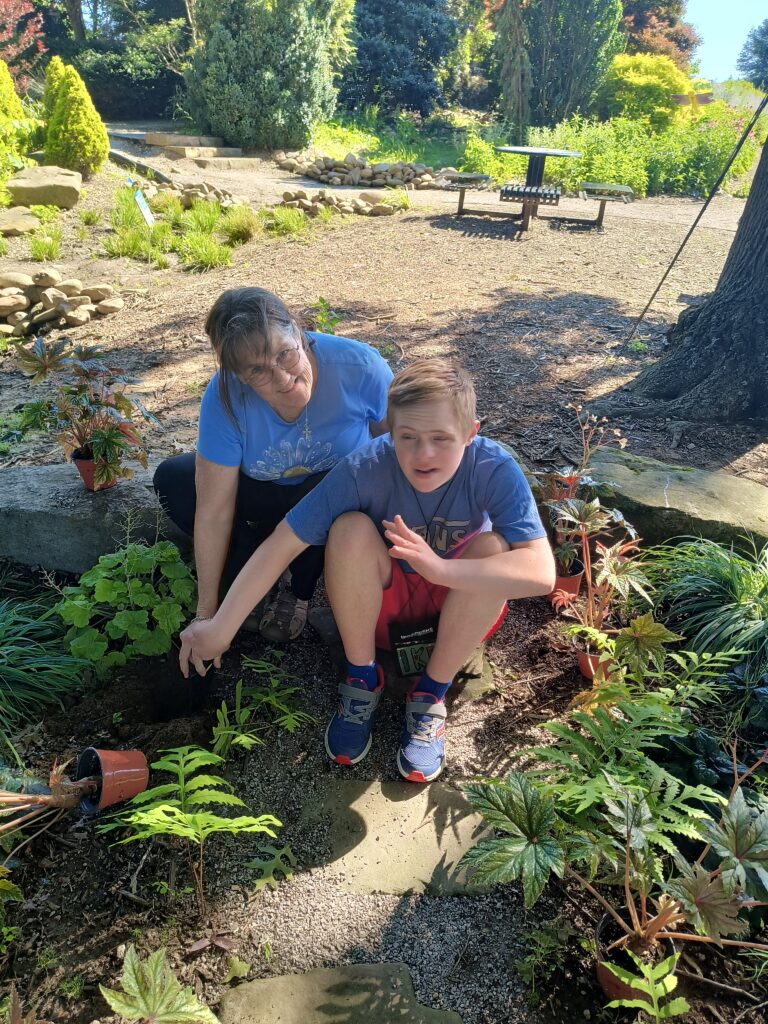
[
  {"x1": 186, "y1": 0, "x2": 337, "y2": 149},
  {"x1": 45, "y1": 64, "x2": 110, "y2": 177},
  {"x1": 494, "y1": 0, "x2": 530, "y2": 141},
  {"x1": 0, "y1": 56, "x2": 24, "y2": 121},
  {"x1": 43, "y1": 54, "x2": 66, "y2": 120}
]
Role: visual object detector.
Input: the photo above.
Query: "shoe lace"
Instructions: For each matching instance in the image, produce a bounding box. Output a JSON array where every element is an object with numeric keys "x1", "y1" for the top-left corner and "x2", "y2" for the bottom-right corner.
[
  {"x1": 338, "y1": 691, "x2": 377, "y2": 726},
  {"x1": 406, "y1": 709, "x2": 441, "y2": 743}
]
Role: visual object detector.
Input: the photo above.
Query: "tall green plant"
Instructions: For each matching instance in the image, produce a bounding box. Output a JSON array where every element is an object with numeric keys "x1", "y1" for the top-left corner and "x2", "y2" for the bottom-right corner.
[
  {"x1": 44, "y1": 64, "x2": 109, "y2": 177},
  {"x1": 102, "y1": 746, "x2": 280, "y2": 916},
  {"x1": 643, "y1": 538, "x2": 768, "y2": 677},
  {"x1": 100, "y1": 945, "x2": 218, "y2": 1024}
]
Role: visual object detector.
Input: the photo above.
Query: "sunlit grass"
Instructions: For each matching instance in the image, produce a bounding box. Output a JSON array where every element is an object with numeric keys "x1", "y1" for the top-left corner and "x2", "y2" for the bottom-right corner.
[{"x1": 219, "y1": 204, "x2": 260, "y2": 244}]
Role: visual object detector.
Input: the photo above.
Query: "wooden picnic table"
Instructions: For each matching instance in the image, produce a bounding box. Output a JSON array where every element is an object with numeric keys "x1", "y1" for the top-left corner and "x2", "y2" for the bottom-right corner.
[{"x1": 493, "y1": 145, "x2": 582, "y2": 187}]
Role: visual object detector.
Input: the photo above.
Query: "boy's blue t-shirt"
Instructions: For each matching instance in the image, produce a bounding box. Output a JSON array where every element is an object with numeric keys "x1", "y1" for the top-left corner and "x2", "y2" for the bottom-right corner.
[
  {"x1": 196, "y1": 332, "x2": 392, "y2": 484},
  {"x1": 286, "y1": 434, "x2": 546, "y2": 560}
]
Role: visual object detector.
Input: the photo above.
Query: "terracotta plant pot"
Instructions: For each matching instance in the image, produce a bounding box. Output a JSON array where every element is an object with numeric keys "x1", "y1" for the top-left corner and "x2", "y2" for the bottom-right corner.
[
  {"x1": 576, "y1": 648, "x2": 600, "y2": 680},
  {"x1": 595, "y1": 912, "x2": 676, "y2": 1002},
  {"x1": 549, "y1": 558, "x2": 584, "y2": 606},
  {"x1": 75, "y1": 747, "x2": 149, "y2": 813},
  {"x1": 72, "y1": 453, "x2": 118, "y2": 492}
]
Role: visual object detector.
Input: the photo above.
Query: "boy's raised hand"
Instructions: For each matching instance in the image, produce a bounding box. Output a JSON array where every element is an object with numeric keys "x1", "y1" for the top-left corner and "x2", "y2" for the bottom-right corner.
[
  {"x1": 179, "y1": 618, "x2": 228, "y2": 678},
  {"x1": 383, "y1": 515, "x2": 445, "y2": 583}
]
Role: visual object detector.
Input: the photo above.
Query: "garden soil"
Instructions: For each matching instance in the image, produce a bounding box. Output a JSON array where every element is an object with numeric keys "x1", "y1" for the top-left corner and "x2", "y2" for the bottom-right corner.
[{"x1": 1, "y1": 152, "x2": 766, "y2": 1024}]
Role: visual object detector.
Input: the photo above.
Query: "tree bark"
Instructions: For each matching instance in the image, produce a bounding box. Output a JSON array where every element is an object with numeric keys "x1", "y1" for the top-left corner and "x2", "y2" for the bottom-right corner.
[
  {"x1": 618, "y1": 139, "x2": 768, "y2": 424},
  {"x1": 61, "y1": 0, "x2": 86, "y2": 41}
]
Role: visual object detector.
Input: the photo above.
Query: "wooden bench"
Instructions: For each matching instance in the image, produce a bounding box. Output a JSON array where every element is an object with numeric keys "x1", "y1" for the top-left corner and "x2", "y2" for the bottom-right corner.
[{"x1": 578, "y1": 181, "x2": 634, "y2": 229}]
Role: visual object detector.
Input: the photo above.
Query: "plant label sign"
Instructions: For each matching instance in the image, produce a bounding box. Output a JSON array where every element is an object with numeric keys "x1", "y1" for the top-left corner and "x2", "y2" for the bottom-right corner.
[{"x1": 133, "y1": 189, "x2": 155, "y2": 227}]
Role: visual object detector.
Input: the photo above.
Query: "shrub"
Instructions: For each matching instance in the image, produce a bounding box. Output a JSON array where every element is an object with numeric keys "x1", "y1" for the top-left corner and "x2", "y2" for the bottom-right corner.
[
  {"x1": 594, "y1": 53, "x2": 694, "y2": 131},
  {"x1": 256, "y1": 205, "x2": 310, "y2": 238},
  {"x1": 180, "y1": 198, "x2": 222, "y2": 234},
  {"x1": 0, "y1": 56, "x2": 23, "y2": 121},
  {"x1": 45, "y1": 64, "x2": 109, "y2": 177},
  {"x1": 70, "y1": 43, "x2": 180, "y2": 121},
  {"x1": 0, "y1": 0, "x2": 46, "y2": 91},
  {"x1": 186, "y1": 0, "x2": 337, "y2": 149}
]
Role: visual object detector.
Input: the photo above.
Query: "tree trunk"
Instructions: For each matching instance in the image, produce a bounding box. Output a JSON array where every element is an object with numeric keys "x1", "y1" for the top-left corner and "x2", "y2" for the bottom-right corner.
[
  {"x1": 62, "y1": 0, "x2": 87, "y2": 41},
  {"x1": 623, "y1": 140, "x2": 768, "y2": 423}
]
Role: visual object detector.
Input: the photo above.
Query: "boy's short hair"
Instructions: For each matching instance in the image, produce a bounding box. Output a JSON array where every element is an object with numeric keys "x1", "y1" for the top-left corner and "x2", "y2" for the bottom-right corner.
[{"x1": 387, "y1": 359, "x2": 477, "y2": 433}]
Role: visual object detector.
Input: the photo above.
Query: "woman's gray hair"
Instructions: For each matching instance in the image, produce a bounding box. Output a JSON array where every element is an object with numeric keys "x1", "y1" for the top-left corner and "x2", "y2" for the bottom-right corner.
[{"x1": 205, "y1": 288, "x2": 310, "y2": 419}]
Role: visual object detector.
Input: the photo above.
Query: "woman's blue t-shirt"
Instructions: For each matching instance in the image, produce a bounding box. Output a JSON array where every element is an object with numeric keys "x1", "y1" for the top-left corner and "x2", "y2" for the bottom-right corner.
[{"x1": 196, "y1": 332, "x2": 393, "y2": 484}]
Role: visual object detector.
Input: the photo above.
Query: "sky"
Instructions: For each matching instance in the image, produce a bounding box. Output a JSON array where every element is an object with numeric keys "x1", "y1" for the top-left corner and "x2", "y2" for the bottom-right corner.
[{"x1": 686, "y1": 1, "x2": 766, "y2": 82}]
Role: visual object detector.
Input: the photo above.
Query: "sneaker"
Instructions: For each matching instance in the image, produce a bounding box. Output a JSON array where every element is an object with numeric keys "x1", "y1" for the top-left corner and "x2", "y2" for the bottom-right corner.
[
  {"x1": 259, "y1": 577, "x2": 308, "y2": 641},
  {"x1": 324, "y1": 666, "x2": 384, "y2": 766},
  {"x1": 397, "y1": 692, "x2": 447, "y2": 783}
]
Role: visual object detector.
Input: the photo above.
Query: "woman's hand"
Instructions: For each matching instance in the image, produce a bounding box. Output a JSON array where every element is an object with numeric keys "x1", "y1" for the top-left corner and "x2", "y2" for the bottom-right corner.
[
  {"x1": 179, "y1": 618, "x2": 229, "y2": 678},
  {"x1": 383, "y1": 515, "x2": 447, "y2": 585}
]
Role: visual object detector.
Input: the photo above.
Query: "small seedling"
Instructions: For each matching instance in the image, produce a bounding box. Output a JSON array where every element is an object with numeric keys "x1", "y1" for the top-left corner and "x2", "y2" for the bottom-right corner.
[
  {"x1": 223, "y1": 955, "x2": 250, "y2": 983},
  {"x1": 112, "y1": 711, "x2": 124, "y2": 726},
  {"x1": 100, "y1": 945, "x2": 218, "y2": 1024},
  {"x1": 58, "y1": 975, "x2": 85, "y2": 1000},
  {"x1": 29, "y1": 227, "x2": 62, "y2": 261},
  {"x1": 260, "y1": 939, "x2": 273, "y2": 965},
  {"x1": 79, "y1": 208, "x2": 101, "y2": 226},
  {"x1": 29, "y1": 205, "x2": 59, "y2": 224},
  {"x1": 628, "y1": 340, "x2": 649, "y2": 356},
  {"x1": 35, "y1": 944, "x2": 59, "y2": 971}
]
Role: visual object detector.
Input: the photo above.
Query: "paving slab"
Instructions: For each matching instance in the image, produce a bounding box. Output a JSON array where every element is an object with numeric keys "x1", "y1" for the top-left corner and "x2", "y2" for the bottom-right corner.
[
  {"x1": 302, "y1": 779, "x2": 487, "y2": 895},
  {"x1": 218, "y1": 962, "x2": 463, "y2": 1024},
  {"x1": 592, "y1": 448, "x2": 768, "y2": 547},
  {"x1": 0, "y1": 464, "x2": 188, "y2": 573}
]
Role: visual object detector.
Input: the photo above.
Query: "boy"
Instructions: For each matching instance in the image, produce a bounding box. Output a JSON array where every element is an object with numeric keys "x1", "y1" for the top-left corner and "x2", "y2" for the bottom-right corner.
[{"x1": 180, "y1": 360, "x2": 555, "y2": 782}]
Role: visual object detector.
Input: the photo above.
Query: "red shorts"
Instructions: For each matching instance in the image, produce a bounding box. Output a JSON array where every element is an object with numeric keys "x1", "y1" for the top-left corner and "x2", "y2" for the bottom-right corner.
[{"x1": 374, "y1": 559, "x2": 508, "y2": 651}]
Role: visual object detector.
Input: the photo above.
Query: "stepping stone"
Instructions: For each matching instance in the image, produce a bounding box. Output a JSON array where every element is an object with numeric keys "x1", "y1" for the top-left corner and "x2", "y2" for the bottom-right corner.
[
  {"x1": 144, "y1": 132, "x2": 224, "y2": 147},
  {"x1": 592, "y1": 448, "x2": 768, "y2": 546},
  {"x1": 6, "y1": 165, "x2": 82, "y2": 209},
  {"x1": 162, "y1": 146, "x2": 244, "y2": 159},
  {"x1": 0, "y1": 207, "x2": 39, "y2": 235},
  {"x1": 302, "y1": 779, "x2": 487, "y2": 895},
  {"x1": 218, "y1": 962, "x2": 463, "y2": 1024}
]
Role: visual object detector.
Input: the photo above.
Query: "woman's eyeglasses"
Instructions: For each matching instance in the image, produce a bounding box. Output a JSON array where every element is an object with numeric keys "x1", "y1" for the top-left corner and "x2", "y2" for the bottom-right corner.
[{"x1": 240, "y1": 341, "x2": 302, "y2": 387}]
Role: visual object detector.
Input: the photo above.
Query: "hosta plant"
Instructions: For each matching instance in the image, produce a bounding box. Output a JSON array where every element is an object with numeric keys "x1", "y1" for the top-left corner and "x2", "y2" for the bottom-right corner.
[
  {"x1": 102, "y1": 746, "x2": 280, "y2": 915},
  {"x1": 16, "y1": 338, "x2": 157, "y2": 488},
  {"x1": 99, "y1": 945, "x2": 218, "y2": 1023},
  {"x1": 55, "y1": 541, "x2": 196, "y2": 675}
]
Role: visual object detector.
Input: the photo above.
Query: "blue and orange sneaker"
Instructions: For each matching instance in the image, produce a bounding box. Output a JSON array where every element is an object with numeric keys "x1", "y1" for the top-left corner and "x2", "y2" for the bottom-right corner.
[
  {"x1": 324, "y1": 665, "x2": 384, "y2": 766},
  {"x1": 397, "y1": 692, "x2": 447, "y2": 783}
]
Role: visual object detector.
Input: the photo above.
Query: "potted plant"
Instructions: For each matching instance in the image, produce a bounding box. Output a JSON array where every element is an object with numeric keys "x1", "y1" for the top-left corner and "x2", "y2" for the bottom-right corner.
[
  {"x1": 15, "y1": 338, "x2": 156, "y2": 490},
  {"x1": 535, "y1": 405, "x2": 627, "y2": 603},
  {"x1": 547, "y1": 497, "x2": 652, "y2": 678},
  {"x1": 0, "y1": 749, "x2": 148, "y2": 859}
]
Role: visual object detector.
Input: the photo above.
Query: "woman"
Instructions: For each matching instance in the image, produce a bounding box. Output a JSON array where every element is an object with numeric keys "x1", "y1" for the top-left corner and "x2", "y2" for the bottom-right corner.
[{"x1": 154, "y1": 287, "x2": 392, "y2": 642}]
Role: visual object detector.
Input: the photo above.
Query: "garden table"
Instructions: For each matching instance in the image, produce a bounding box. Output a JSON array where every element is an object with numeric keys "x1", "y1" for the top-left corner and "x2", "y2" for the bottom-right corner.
[{"x1": 493, "y1": 145, "x2": 583, "y2": 188}]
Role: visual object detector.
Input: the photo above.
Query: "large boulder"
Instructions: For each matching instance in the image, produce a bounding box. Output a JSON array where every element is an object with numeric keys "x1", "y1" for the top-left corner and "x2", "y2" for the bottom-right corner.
[
  {"x1": 6, "y1": 165, "x2": 82, "y2": 209},
  {"x1": 592, "y1": 449, "x2": 768, "y2": 547}
]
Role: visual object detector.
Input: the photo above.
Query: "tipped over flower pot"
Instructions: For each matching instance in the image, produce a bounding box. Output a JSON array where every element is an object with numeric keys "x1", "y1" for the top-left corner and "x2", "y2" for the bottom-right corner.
[{"x1": 75, "y1": 748, "x2": 149, "y2": 812}]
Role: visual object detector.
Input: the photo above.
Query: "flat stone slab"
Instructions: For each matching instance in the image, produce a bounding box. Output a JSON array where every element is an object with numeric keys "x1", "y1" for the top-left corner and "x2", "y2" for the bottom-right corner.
[
  {"x1": 7, "y1": 165, "x2": 82, "y2": 209},
  {"x1": 0, "y1": 464, "x2": 187, "y2": 573},
  {"x1": 218, "y1": 962, "x2": 463, "y2": 1024},
  {"x1": 302, "y1": 780, "x2": 487, "y2": 895},
  {"x1": 0, "y1": 207, "x2": 38, "y2": 235},
  {"x1": 592, "y1": 448, "x2": 768, "y2": 547},
  {"x1": 145, "y1": 132, "x2": 223, "y2": 147}
]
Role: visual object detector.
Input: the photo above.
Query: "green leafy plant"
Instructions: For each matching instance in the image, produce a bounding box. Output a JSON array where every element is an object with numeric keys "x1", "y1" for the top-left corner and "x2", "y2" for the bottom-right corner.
[
  {"x1": 99, "y1": 944, "x2": 219, "y2": 1023},
  {"x1": 603, "y1": 950, "x2": 690, "y2": 1022},
  {"x1": 29, "y1": 205, "x2": 59, "y2": 225},
  {"x1": 102, "y1": 746, "x2": 280, "y2": 915},
  {"x1": 643, "y1": 538, "x2": 768, "y2": 677},
  {"x1": 0, "y1": 866, "x2": 22, "y2": 956},
  {"x1": 211, "y1": 680, "x2": 265, "y2": 757},
  {"x1": 244, "y1": 844, "x2": 297, "y2": 892},
  {"x1": 308, "y1": 296, "x2": 340, "y2": 335},
  {"x1": 0, "y1": 597, "x2": 87, "y2": 759},
  {"x1": 16, "y1": 338, "x2": 155, "y2": 488},
  {"x1": 514, "y1": 918, "x2": 575, "y2": 1005},
  {"x1": 256, "y1": 205, "x2": 309, "y2": 238},
  {"x1": 58, "y1": 975, "x2": 84, "y2": 1001},
  {"x1": 29, "y1": 226, "x2": 62, "y2": 261},
  {"x1": 56, "y1": 541, "x2": 196, "y2": 673}
]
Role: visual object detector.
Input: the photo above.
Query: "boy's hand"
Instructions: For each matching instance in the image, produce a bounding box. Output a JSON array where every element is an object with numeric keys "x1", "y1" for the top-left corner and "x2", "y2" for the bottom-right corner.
[
  {"x1": 383, "y1": 515, "x2": 446, "y2": 584},
  {"x1": 179, "y1": 618, "x2": 228, "y2": 679}
]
